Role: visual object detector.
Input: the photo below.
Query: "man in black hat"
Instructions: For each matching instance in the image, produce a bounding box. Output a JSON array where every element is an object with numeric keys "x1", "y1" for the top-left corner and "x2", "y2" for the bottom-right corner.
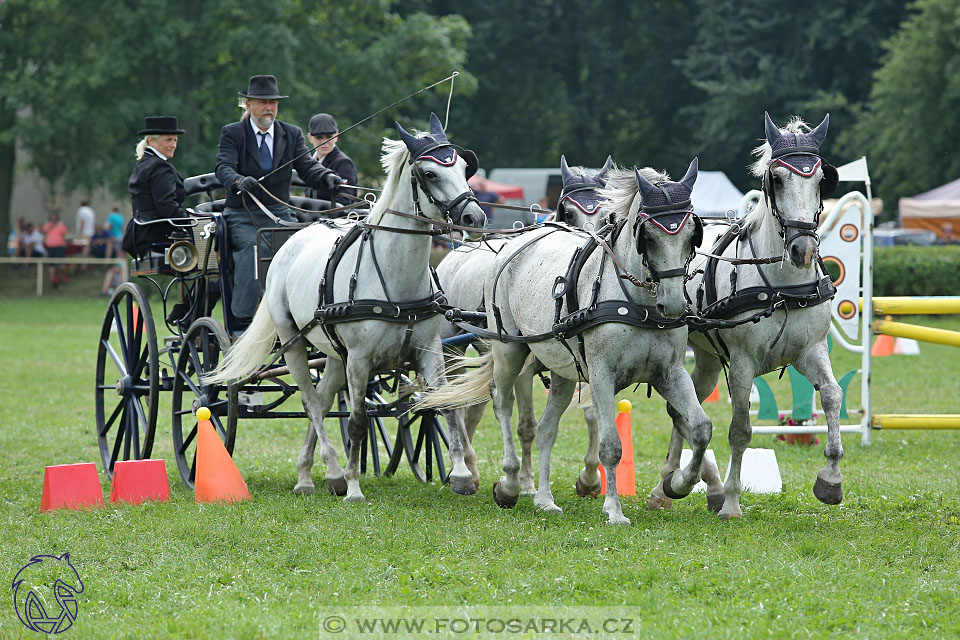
[
  {"x1": 216, "y1": 74, "x2": 345, "y2": 323},
  {"x1": 304, "y1": 113, "x2": 357, "y2": 206}
]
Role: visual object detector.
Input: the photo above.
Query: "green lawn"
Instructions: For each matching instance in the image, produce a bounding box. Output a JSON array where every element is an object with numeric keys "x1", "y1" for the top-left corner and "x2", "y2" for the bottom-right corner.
[{"x1": 1, "y1": 295, "x2": 958, "y2": 639}]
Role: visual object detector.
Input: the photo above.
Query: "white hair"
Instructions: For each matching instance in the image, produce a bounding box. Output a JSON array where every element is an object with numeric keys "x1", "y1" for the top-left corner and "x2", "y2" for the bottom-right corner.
[{"x1": 135, "y1": 135, "x2": 160, "y2": 160}]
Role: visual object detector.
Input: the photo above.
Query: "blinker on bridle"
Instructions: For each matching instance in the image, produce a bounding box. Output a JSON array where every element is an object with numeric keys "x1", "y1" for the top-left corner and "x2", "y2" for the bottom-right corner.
[
  {"x1": 408, "y1": 140, "x2": 480, "y2": 224},
  {"x1": 634, "y1": 188, "x2": 703, "y2": 283}
]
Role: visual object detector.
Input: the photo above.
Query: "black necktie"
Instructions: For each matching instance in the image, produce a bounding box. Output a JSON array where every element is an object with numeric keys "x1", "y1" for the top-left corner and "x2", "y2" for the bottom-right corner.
[{"x1": 258, "y1": 131, "x2": 273, "y2": 172}]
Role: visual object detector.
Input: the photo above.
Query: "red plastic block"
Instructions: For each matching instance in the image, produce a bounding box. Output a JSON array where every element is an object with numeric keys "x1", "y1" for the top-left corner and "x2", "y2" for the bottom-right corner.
[
  {"x1": 109, "y1": 459, "x2": 170, "y2": 505},
  {"x1": 41, "y1": 463, "x2": 105, "y2": 512}
]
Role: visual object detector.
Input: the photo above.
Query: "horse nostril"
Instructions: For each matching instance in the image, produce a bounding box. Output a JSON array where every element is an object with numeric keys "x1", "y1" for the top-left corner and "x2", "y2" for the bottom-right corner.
[{"x1": 462, "y1": 212, "x2": 482, "y2": 228}]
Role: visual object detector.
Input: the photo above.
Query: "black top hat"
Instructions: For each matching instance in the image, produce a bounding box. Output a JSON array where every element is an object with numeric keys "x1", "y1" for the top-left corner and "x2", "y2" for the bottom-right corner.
[
  {"x1": 138, "y1": 116, "x2": 185, "y2": 136},
  {"x1": 309, "y1": 113, "x2": 338, "y2": 135},
  {"x1": 238, "y1": 75, "x2": 289, "y2": 100}
]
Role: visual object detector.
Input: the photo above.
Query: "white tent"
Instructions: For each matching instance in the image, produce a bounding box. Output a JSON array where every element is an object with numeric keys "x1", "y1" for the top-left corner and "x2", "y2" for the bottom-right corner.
[
  {"x1": 691, "y1": 171, "x2": 744, "y2": 217},
  {"x1": 899, "y1": 176, "x2": 960, "y2": 239}
]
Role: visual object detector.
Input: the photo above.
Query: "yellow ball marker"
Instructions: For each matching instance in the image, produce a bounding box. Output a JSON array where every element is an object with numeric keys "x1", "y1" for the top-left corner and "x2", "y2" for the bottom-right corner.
[
  {"x1": 617, "y1": 399, "x2": 632, "y2": 413},
  {"x1": 196, "y1": 407, "x2": 211, "y2": 421}
]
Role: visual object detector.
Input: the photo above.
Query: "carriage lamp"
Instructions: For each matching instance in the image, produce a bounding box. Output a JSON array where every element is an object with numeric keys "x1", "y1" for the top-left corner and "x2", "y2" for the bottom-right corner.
[{"x1": 166, "y1": 240, "x2": 199, "y2": 272}]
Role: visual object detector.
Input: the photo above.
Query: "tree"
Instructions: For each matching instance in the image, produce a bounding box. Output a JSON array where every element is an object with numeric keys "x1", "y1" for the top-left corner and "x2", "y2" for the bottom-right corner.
[
  {"x1": 849, "y1": 0, "x2": 960, "y2": 213},
  {"x1": 0, "y1": 0, "x2": 474, "y2": 240},
  {"x1": 678, "y1": 0, "x2": 909, "y2": 192}
]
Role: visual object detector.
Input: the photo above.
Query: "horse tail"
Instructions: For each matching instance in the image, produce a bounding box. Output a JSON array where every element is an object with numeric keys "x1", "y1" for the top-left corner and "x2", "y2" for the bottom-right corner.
[
  {"x1": 202, "y1": 303, "x2": 278, "y2": 385},
  {"x1": 414, "y1": 352, "x2": 494, "y2": 411}
]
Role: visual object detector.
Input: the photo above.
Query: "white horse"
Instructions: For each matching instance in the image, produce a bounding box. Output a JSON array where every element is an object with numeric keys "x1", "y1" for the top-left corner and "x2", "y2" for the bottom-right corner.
[
  {"x1": 205, "y1": 113, "x2": 487, "y2": 500},
  {"x1": 436, "y1": 156, "x2": 612, "y2": 497},
  {"x1": 649, "y1": 113, "x2": 843, "y2": 519},
  {"x1": 421, "y1": 160, "x2": 713, "y2": 525}
]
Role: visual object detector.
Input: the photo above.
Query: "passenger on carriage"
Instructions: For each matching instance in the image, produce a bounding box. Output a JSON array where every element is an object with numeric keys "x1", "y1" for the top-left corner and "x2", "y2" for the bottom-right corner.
[
  {"x1": 215, "y1": 75, "x2": 346, "y2": 324},
  {"x1": 304, "y1": 113, "x2": 358, "y2": 207},
  {"x1": 122, "y1": 116, "x2": 187, "y2": 259}
]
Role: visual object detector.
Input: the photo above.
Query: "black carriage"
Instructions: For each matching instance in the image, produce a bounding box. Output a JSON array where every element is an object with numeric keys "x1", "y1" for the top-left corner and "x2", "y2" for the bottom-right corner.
[{"x1": 94, "y1": 173, "x2": 453, "y2": 488}]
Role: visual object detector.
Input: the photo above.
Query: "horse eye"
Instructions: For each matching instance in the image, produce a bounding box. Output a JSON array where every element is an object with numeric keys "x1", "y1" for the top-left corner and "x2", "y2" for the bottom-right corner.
[
  {"x1": 772, "y1": 174, "x2": 784, "y2": 185},
  {"x1": 423, "y1": 170, "x2": 436, "y2": 179}
]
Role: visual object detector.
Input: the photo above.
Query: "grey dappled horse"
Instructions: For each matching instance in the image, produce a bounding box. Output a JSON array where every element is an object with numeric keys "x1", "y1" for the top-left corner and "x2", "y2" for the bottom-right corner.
[
  {"x1": 422, "y1": 160, "x2": 712, "y2": 525},
  {"x1": 436, "y1": 156, "x2": 612, "y2": 496},
  {"x1": 649, "y1": 113, "x2": 844, "y2": 519},
  {"x1": 206, "y1": 114, "x2": 487, "y2": 501}
]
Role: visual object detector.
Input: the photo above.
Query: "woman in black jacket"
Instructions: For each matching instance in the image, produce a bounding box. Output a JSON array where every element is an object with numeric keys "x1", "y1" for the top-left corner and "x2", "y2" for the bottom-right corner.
[{"x1": 122, "y1": 116, "x2": 187, "y2": 257}]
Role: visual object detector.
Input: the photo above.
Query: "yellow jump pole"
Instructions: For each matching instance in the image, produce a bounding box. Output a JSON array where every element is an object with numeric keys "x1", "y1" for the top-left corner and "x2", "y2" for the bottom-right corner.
[
  {"x1": 861, "y1": 297, "x2": 960, "y2": 315},
  {"x1": 873, "y1": 415, "x2": 960, "y2": 429},
  {"x1": 872, "y1": 319, "x2": 960, "y2": 348}
]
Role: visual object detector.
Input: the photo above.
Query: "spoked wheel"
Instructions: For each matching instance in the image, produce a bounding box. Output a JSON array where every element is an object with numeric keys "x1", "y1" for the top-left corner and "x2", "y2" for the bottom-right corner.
[
  {"x1": 336, "y1": 386, "x2": 395, "y2": 476},
  {"x1": 95, "y1": 282, "x2": 158, "y2": 479},
  {"x1": 386, "y1": 409, "x2": 450, "y2": 483},
  {"x1": 171, "y1": 317, "x2": 237, "y2": 488}
]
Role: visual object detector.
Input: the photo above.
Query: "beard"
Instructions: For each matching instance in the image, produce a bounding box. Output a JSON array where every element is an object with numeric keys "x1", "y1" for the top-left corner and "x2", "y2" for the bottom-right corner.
[{"x1": 252, "y1": 112, "x2": 275, "y2": 129}]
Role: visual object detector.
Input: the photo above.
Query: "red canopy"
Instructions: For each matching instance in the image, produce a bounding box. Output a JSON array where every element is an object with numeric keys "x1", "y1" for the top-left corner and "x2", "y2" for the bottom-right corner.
[{"x1": 469, "y1": 176, "x2": 524, "y2": 200}]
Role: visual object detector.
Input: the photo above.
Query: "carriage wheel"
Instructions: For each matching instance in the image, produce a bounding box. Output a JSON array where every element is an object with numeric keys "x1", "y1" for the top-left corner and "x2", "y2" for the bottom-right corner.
[
  {"x1": 171, "y1": 317, "x2": 237, "y2": 488},
  {"x1": 336, "y1": 386, "x2": 395, "y2": 476},
  {"x1": 386, "y1": 409, "x2": 450, "y2": 483},
  {"x1": 95, "y1": 282, "x2": 159, "y2": 479}
]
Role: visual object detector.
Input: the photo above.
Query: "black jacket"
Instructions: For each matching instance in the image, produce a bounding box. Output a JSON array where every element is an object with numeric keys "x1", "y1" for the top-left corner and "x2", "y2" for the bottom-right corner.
[
  {"x1": 304, "y1": 146, "x2": 358, "y2": 204},
  {"x1": 124, "y1": 149, "x2": 186, "y2": 256},
  {"x1": 215, "y1": 118, "x2": 334, "y2": 209}
]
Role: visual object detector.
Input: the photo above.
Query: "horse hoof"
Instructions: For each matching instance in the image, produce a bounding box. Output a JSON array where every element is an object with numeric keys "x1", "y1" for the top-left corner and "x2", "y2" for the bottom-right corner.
[
  {"x1": 449, "y1": 474, "x2": 478, "y2": 496},
  {"x1": 326, "y1": 477, "x2": 348, "y2": 496},
  {"x1": 575, "y1": 476, "x2": 601, "y2": 498},
  {"x1": 719, "y1": 511, "x2": 742, "y2": 521},
  {"x1": 605, "y1": 514, "x2": 631, "y2": 526},
  {"x1": 647, "y1": 494, "x2": 673, "y2": 511},
  {"x1": 293, "y1": 483, "x2": 315, "y2": 496},
  {"x1": 343, "y1": 493, "x2": 365, "y2": 503},
  {"x1": 706, "y1": 493, "x2": 724, "y2": 514},
  {"x1": 492, "y1": 481, "x2": 519, "y2": 509},
  {"x1": 813, "y1": 476, "x2": 843, "y2": 505},
  {"x1": 660, "y1": 471, "x2": 691, "y2": 500}
]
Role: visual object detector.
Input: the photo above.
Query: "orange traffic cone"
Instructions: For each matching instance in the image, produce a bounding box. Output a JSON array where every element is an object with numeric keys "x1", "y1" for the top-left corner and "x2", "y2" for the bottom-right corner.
[
  {"x1": 871, "y1": 334, "x2": 894, "y2": 357},
  {"x1": 194, "y1": 407, "x2": 250, "y2": 504},
  {"x1": 705, "y1": 385, "x2": 721, "y2": 402},
  {"x1": 598, "y1": 400, "x2": 636, "y2": 496}
]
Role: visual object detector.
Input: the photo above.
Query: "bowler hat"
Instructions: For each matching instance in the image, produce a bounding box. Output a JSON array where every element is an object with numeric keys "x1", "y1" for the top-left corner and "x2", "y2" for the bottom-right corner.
[
  {"x1": 138, "y1": 116, "x2": 185, "y2": 136},
  {"x1": 309, "y1": 113, "x2": 338, "y2": 135},
  {"x1": 239, "y1": 75, "x2": 289, "y2": 100}
]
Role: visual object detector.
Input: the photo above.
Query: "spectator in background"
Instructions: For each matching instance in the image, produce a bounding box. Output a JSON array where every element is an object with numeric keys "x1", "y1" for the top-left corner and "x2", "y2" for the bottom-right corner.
[
  {"x1": 75, "y1": 200, "x2": 96, "y2": 267},
  {"x1": 469, "y1": 177, "x2": 504, "y2": 225},
  {"x1": 304, "y1": 113, "x2": 358, "y2": 207},
  {"x1": 42, "y1": 213, "x2": 68, "y2": 286},
  {"x1": 23, "y1": 223, "x2": 46, "y2": 257},
  {"x1": 89, "y1": 224, "x2": 112, "y2": 258},
  {"x1": 105, "y1": 205, "x2": 125, "y2": 256},
  {"x1": 936, "y1": 222, "x2": 960, "y2": 245},
  {"x1": 7, "y1": 217, "x2": 24, "y2": 257}
]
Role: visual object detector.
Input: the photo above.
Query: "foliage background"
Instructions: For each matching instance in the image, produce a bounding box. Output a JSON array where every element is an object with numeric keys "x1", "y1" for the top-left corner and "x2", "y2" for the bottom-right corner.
[{"x1": 3, "y1": 0, "x2": 960, "y2": 239}]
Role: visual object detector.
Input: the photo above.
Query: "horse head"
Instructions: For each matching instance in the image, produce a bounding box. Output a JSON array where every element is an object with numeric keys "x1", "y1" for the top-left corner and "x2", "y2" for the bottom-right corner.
[
  {"x1": 633, "y1": 158, "x2": 702, "y2": 319},
  {"x1": 758, "y1": 111, "x2": 837, "y2": 268},
  {"x1": 557, "y1": 155, "x2": 613, "y2": 227},
  {"x1": 395, "y1": 113, "x2": 486, "y2": 233}
]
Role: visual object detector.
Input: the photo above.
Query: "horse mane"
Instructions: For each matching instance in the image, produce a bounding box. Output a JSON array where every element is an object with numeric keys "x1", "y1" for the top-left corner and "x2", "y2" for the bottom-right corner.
[
  {"x1": 366, "y1": 138, "x2": 412, "y2": 225},
  {"x1": 599, "y1": 164, "x2": 670, "y2": 221},
  {"x1": 743, "y1": 116, "x2": 812, "y2": 233},
  {"x1": 566, "y1": 164, "x2": 589, "y2": 178}
]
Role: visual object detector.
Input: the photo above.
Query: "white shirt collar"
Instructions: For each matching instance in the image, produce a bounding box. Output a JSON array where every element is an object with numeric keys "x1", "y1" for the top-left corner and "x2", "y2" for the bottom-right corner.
[
  {"x1": 250, "y1": 118, "x2": 275, "y2": 143},
  {"x1": 147, "y1": 146, "x2": 168, "y2": 161}
]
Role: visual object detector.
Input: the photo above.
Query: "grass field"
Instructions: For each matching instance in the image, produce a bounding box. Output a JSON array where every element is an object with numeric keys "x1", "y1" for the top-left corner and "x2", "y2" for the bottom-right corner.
[{"x1": 1, "y1": 287, "x2": 959, "y2": 638}]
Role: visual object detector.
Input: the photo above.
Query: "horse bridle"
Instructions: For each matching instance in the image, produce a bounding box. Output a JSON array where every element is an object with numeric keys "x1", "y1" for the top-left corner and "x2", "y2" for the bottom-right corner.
[
  {"x1": 762, "y1": 144, "x2": 839, "y2": 249},
  {"x1": 633, "y1": 191, "x2": 703, "y2": 283},
  {"x1": 408, "y1": 141, "x2": 480, "y2": 225}
]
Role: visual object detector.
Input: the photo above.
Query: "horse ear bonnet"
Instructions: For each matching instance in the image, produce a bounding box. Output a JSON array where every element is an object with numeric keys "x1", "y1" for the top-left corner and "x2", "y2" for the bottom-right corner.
[
  {"x1": 766, "y1": 113, "x2": 836, "y2": 196},
  {"x1": 635, "y1": 164, "x2": 700, "y2": 255},
  {"x1": 557, "y1": 159, "x2": 606, "y2": 218}
]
